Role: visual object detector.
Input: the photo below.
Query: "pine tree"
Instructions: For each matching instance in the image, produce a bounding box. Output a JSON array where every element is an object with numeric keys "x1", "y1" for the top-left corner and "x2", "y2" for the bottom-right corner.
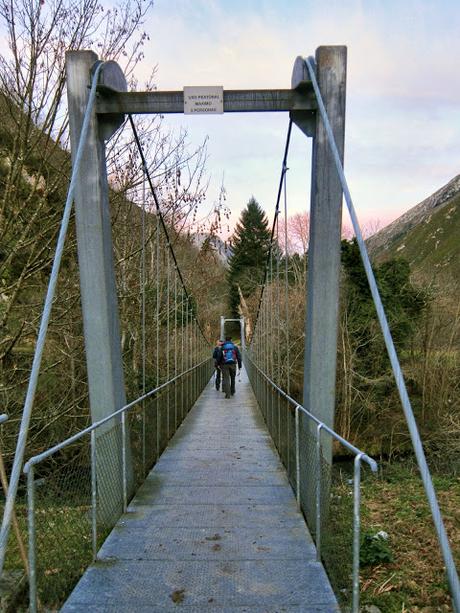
[
  {"x1": 341, "y1": 238, "x2": 427, "y2": 376},
  {"x1": 227, "y1": 197, "x2": 271, "y2": 316}
]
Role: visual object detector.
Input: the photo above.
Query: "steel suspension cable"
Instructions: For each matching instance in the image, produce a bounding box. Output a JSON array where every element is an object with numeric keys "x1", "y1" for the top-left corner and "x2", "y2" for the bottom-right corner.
[
  {"x1": 128, "y1": 115, "x2": 209, "y2": 345},
  {"x1": 263, "y1": 290, "x2": 269, "y2": 416},
  {"x1": 194, "y1": 321, "x2": 198, "y2": 398},
  {"x1": 283, "y1": 170, "x2": 290, "y2": 396},
  {"x1": 304, "y1": 55, "x2": 460, "y2": 611},
  {"x1": 253, "y1": 120, "x2": 293, "y2": 335},
  {"x1": 181, "y1": 288, "x2": 185, "y2": 421},
  {"x1": 185, "y1": 301, "x2": 189, "y2": 409},
  {"x1": 155, "y1": 213, "x2": 160, "y2": 458},
  {"x1": 174, "y1": 270, "x2": 178, "y2": 428},
  {"x1": 141, "y1": 164, "x2": 147, "y2": 473},
  {"x1": 269, "y1": 246, "x2": 274, "y2": 429},
  {"x1": 187, "y1": 304, "x2": 191, "y2": 404},
  {"x1": 276, "y1": 212, "x2": 282, "y2": 449},
  {"x1": 283, "y1": 169, "x2": 291, "y2": 472},
  {"x1": 276, "y1": 213, "x2": 281, "y2": 386},
  {"x1": 0, "y1": 61, "x2": 105, "y2": 572},
  {"x1": 166, "y1": 250, "x2": 171, "y2": 434}
]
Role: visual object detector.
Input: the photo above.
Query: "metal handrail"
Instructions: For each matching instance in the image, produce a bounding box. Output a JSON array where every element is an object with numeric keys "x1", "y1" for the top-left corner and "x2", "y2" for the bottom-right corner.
[
  {"x1": 246, "y1": 355, "x2": 377, "y2": 472},
  {"x1": 244, "y1": 353, "x2": 377, "y2": 613},
  {"x1": 23, "y1": 357, "x2": 211, "y2": 472},
  {"x1": 24, "y1": 357, "x2": 212, "y2": 612}
]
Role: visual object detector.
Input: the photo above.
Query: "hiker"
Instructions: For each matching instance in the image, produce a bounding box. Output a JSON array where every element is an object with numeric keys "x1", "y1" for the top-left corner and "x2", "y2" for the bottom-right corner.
[
  {"x1": 212, "y1": 339, "x2": 223, "y2": 390},
  {"x1": 219, "y1": 336, "x2": 242, "y2": 399}
]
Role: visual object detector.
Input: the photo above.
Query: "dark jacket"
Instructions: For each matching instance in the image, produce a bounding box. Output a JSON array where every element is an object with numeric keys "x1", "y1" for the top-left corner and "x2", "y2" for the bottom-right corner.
[
  {"x1": 212, "y1": 347, "x2": 221, "y2": 366},
  {"x1": 218, "y1": 342, "x2": 242, "y2": 369}
]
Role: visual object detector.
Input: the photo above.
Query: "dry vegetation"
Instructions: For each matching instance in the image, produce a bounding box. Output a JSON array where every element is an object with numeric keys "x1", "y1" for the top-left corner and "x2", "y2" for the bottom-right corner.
[
  {"x1": 243, "y1": 219, "x2": 459, "y2": 610},
  {"x1": 359, "y1": 464, "x2": 460, "y2": 612}
]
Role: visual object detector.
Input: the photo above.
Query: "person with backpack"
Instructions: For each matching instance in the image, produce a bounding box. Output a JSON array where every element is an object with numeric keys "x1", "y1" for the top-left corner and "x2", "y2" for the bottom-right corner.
[
  {"x1": 212, "y1": 339, "x2": 223, "y2": 391},
  {"x1": 219, "y1": 336, "x2": 242, "y2": 399}
]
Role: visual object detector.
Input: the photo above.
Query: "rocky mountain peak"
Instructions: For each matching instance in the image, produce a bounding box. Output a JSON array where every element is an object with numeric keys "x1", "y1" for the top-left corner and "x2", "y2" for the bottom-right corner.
[{"x1": 367, "y1": 174, "x2": 460, "y2": 256}]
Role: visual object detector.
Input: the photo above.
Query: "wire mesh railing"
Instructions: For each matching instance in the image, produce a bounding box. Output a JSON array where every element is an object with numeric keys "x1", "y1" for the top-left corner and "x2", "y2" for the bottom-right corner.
[
  {"x1": 0, "y1": 414, "x2": 30, "y2": 596},
  {"x1": 23, "y1": 358, "x2": 212, "y2": 612},
  {"x1": 245, "y1": 354, "x2": 377, "y2": 612}
]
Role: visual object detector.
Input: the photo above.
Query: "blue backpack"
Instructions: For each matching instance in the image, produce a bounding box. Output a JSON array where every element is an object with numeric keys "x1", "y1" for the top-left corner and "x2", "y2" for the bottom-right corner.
[{"x1": 221, "y1": 342, "x2": 237, "y2": 364}]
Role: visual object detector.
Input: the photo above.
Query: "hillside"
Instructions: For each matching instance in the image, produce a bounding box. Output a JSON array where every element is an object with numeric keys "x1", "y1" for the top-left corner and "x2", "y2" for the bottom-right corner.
[{"x1": 367, "y1": 174, "x2": 460, "y2": 286}]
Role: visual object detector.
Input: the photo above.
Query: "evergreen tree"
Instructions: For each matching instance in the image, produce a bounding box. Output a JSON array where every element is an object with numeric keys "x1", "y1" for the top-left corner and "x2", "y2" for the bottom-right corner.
[
  {"x1": 341, "y1": 238, "x2": 427, "y2": 376},
  {"x1": 227, "y1": 197, "x2": 271, "y2": 316}
]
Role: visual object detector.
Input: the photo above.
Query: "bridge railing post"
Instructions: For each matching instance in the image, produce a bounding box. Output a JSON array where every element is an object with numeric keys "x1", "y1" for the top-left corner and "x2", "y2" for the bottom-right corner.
[
  {"x1": 26, "y1": 466, "x2": 37, "y2": 613},
  {"x1": 315, "y1": 423, "x2": 323, "y2": 561},
  {"x1": 121, "y1": 412, "x2": 128, "y2": 512},
  {"x1": 352, "y1": 454, "x2": 363, "y2": 613},
  {"x1": 295, "y1": 405, "x2": 300, "y2": 510},
  {"x1": 91, "y1": 430, "x2": 97, "y2": 560}
]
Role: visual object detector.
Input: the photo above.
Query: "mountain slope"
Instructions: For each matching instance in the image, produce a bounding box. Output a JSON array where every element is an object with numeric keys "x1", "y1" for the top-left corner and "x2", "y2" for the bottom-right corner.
[{"x1": 367, "y1": 175, "x2": 460, "y2": 285}]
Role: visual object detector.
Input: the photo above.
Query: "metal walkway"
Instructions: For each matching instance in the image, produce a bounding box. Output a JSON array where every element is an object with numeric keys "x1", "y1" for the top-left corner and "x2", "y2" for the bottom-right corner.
[{"x1": 62, "y1": 369, "x2": 339, "y2": 612}]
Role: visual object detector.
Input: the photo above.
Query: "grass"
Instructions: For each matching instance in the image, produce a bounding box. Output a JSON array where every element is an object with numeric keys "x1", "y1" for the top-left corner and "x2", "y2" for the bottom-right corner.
[
  {"x1": 3, "y1": 459, "x2": 459, "y2": 612},
  {"x1": 34, "y1": 503, "x2": 94, "y2": 607},
  {"x1": 372, "y1": 191, "x2": 460, "y2": 285},
  {"x1": 323, "y1": 461, "x2": 460, "y2": 612},
  {"x1": 2, "y1": 497, "x2": 95, "y2": 611}
]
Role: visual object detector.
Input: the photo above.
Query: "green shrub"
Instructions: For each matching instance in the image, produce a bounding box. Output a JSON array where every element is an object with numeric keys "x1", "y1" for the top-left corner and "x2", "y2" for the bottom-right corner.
[{"x1": 360, "y1": 530, "x2": 393, "y2": 566}]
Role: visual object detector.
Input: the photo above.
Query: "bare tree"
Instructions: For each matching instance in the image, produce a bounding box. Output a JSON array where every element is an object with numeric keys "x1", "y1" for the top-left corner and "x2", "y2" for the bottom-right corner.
[
  {"x1": 361, "y1": 218, "x2": 382, "y2": 239},
  {"x1": 0, "y1": 0, "x2": 152, "y2": 362},
  {"x1": 286, "y1": 211, "x2": 309, "y2": 255},
  {"x1": 0, "y1": 0, "x2": 220, "y2": 463}
]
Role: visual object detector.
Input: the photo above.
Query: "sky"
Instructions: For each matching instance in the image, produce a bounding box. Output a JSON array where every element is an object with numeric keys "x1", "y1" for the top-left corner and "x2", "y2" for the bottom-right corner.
[
  {"x1": 1, "y1": 0, "x2": 458, "y2": 236},
  {"x1": 135, "y1": 0, "x2": 460, "y2": 237}
]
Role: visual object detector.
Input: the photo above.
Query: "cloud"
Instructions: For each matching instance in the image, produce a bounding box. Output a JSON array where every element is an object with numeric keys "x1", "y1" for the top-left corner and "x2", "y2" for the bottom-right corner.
[
  {"x1": 137, "y1": 0, "x2": 460, "y2": 231},
  {"x1": 146, "y1": 0, "x2": 460, "y2": 102}
]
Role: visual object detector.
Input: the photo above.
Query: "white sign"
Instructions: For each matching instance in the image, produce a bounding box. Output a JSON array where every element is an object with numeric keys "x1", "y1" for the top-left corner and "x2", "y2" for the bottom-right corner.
[{"x1": 183, "y1": 86, "x2": 224, "y2": 115}]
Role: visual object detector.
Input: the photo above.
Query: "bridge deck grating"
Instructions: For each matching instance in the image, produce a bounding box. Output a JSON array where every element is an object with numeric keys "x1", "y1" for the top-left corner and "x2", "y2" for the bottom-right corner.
[{"x1": 62, "y1": 368, "x2": 339, "y2": 612}]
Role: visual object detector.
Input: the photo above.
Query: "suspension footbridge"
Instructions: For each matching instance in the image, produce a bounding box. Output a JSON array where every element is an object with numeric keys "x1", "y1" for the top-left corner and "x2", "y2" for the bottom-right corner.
[
  {"x1": 61, "y1": 370, "x2": 339, "y2": 612},
  {"x1": 0, "y1": 46, "x2": 458, "y2": 613}
]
